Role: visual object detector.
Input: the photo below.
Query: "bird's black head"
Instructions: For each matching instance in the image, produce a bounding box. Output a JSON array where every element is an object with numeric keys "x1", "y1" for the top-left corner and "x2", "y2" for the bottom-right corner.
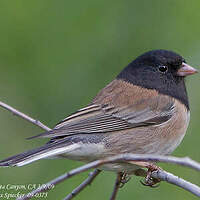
[{"x1": 117, "y1": 50, "x2": 198, "y2": 109}]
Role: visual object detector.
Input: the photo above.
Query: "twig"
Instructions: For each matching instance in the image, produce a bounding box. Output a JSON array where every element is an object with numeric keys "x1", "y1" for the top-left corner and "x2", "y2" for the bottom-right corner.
[
  {"x1": 16, "y1": 154, "x2": 200, "y2": 200},
  {"x1": 63, "y1": 169, "x2": 101, "y2": 200},
  {"x1": 109, "y1": 173, "x2": 123, "y2": 200},
  {"x1": 103, "y1": 154, "x2": 200, "y2": 171},
  {"x1": 0, "y1": 101, "x2": 51, "y2": 131},
  {"x1": 152, "y1": 170, "x2": 200, "y2": 197}
]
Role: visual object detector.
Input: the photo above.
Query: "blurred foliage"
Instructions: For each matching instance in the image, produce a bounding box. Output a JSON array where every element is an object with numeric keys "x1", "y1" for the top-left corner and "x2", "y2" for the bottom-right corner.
[{"x1": 0, "y1": 0, "x2": 200, "y2": 199}]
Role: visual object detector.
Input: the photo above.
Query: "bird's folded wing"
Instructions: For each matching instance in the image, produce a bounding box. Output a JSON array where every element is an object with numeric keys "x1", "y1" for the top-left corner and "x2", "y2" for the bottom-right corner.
[{"x1": 28, "y1": 96, "x2": 175, "y2": 139}]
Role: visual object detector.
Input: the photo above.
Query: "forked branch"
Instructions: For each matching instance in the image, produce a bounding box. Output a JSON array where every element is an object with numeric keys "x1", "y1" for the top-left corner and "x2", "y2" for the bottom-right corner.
[{"x1": 63, "y1": 169, "x2": 101, "y2": 200}]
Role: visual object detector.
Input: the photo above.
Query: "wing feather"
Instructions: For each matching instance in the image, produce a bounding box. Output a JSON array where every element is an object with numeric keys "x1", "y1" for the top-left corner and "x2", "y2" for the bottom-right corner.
[{"x1": 28, "y1": 96, "x2": 175, "y2": 139}]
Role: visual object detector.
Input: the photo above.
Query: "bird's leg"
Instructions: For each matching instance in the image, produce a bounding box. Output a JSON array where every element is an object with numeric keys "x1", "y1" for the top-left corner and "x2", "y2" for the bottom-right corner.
[{"x1": 120, "y1": 172, "x2": 131, "y2": 188}]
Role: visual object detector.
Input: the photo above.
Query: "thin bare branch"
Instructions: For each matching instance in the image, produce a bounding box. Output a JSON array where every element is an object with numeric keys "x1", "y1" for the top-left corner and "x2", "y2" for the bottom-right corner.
[
  {"x1": 0, "y1": 101, "x2": 51, "y2": 131},
  {"x1": 16, "y1": 154, "x2": 200, "y2": 200},
  {"x1": 103, "y1": 154, "x2": 200, "y2": 171},
  {"x1": 151, "y1": 170, "x2": 200, "y2": 196},
  {"x1": 63, "y1": 169, "x2": 101, "y2": 200},
  {"x1": 109, "y1": 173, "x2": 123, "y2": 200}
]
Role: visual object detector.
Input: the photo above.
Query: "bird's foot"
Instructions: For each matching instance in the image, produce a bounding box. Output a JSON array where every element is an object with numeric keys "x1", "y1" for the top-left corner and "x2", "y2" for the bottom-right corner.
[
  {"x1": 140, "y1": 164, "x2": 161, "y2": 188},
  {"x1": 128, "y1": 161, "x2": 161, "y2": 187}
]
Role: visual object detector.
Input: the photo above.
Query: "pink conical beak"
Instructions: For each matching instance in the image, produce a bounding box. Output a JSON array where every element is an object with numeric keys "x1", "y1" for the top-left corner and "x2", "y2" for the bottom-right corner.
[{"x1": 177, "y1": 63, "x2": 198, "y2": 76}]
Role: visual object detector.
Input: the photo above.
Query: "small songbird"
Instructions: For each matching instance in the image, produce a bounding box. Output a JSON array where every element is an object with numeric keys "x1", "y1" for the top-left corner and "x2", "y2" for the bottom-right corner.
[{"x1": 0, "y1": 50, "x2": 198, "y2": 174}]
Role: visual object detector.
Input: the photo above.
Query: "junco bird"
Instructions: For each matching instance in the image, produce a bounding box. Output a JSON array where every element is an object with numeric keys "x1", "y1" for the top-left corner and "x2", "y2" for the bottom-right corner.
[{"x1": 0, "y1": 50, "x2": 197, "y2": 174}]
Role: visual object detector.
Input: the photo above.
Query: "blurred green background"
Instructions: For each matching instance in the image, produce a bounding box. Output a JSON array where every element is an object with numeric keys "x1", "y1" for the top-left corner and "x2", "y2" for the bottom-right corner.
[{"x1": 0, "y1": 0, "x2": 200, "y2": 199}]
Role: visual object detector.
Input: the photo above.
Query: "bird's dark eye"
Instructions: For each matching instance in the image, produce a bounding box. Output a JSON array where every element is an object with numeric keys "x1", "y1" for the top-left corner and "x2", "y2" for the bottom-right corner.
[{"x1": 159, "y1": 65, "x2": 168, "y2": 73}]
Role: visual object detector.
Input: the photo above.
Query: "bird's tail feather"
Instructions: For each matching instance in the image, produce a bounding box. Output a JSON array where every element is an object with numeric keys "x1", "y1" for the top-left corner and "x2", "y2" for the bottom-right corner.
[{"x1": 0, "y1": 140, "x2": 79, "y2": 167}]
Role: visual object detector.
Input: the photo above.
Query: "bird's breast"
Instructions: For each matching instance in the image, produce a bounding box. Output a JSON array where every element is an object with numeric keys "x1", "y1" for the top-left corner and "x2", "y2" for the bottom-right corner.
[{"x1": 103, "y1": 99, "x2": 190, "y2": 156}]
